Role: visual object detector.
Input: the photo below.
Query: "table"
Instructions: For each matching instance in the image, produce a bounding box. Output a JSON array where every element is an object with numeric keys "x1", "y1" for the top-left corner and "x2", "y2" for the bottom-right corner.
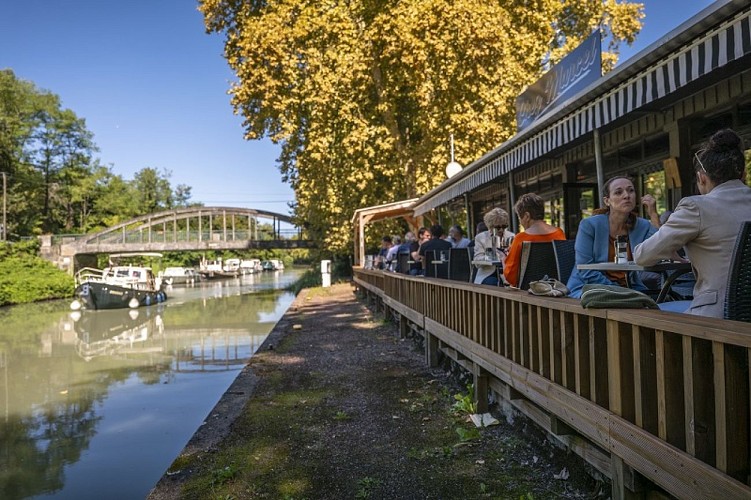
[{"x1": 577, "y1": 261, "x2": 693, "y2": 303}]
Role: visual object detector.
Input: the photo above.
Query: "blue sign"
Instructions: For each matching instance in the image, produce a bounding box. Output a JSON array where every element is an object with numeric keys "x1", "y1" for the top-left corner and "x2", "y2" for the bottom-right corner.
[{"x1": 515, "y1": 31, "x2": 602, "y2": 132}]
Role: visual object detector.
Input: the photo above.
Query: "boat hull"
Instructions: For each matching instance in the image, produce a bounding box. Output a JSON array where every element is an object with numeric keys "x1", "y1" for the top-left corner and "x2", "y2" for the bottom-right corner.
[{"x1": 74, "y1": 281, "x2": 167, "y2": 310}]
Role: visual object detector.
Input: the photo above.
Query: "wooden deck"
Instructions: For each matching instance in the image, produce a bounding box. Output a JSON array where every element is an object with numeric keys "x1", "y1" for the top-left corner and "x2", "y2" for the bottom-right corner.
[{"x1": 354, "y1": 268, "x2": 751, "y2": 499}]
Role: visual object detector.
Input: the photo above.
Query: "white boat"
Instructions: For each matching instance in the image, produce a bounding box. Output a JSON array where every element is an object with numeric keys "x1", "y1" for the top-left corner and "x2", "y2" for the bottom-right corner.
[
  {"x1": 240, "y1": 258, "x2": 263, "y2": 274},
  {"x1": 261, "y1": 259, "x2": 285, "y2": 271},
  {"x1": 198, "y1": 257, "x2": 238, "y2": 279},
  {"x1": 72, "y1": 253, "x2": 167, "y2": 310},
  {"x1": 158, "y1": 267, "x2": 198, "y2": 285}
]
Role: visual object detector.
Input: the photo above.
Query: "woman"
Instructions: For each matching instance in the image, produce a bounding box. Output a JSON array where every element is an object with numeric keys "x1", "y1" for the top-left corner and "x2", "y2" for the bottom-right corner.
[
  {"x1": 634, "y1": 128, "x2": 751, "y2": 317},
  {"x1": 566, "y1": 176, "x2": 657, "y2": 298},
  {"x1": 473, "y1": 208, "x2": 515, "y2": 285},
  {"x1": 503, "y1": 193, "x2": 566, "y2": 287}
]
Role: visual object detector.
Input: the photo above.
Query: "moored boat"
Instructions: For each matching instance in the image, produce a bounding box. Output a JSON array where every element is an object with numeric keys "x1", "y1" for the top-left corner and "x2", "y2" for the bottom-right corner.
[
  {"x1": 72, "y1": 264, "x2": 167, "y2": 310},
  {"x1": 198, "y1": 257, "x2": 239, "y2": 280},
  {"x1": 159, "y1": 266, "x2": 198, "y2": 285}
]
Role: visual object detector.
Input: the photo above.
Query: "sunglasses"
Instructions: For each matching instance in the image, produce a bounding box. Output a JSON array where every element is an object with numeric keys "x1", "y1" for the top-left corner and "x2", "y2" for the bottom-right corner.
[{"x1": 694, "y1": 150, "x2": 707, "y2": 174}]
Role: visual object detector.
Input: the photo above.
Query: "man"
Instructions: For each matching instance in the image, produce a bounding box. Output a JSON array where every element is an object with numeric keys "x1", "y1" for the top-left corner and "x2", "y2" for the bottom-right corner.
[
  {"x1": 418, "y1": 224, "x2": 453, "y2": 273},
  {"x1": 447, "y1": 225, "x2": 471, "y2": 248},
  {"x1": 374, "y1": 236, "x2": 392, "y2": 270}
]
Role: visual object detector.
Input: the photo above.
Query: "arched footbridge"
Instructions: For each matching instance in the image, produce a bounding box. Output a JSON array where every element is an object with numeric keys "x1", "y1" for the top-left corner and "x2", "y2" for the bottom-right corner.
[{"x1": 43, "y1": 207, "x2": 315, "y2": 272}]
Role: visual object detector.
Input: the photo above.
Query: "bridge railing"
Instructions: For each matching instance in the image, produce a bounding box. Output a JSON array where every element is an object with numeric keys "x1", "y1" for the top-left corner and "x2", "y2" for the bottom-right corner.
[
  {"x1": 71, "y1": 228, "x2": 303, "y2": 246},
  {"x1": 353, "y1": 268, "x2": 751, "y2": 499}
]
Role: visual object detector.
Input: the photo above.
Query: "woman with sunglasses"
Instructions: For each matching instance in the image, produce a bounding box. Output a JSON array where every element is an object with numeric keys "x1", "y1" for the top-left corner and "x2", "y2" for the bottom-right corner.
[
  {"x1": 473, "y1": 207, "x2": 515, "y2": 285},
  {"x1": 634, "y1": 128, "x2": 751, "y2": 317},
  {"x1": 566, "y1": 176, "x2": 658, "y2": 298}
]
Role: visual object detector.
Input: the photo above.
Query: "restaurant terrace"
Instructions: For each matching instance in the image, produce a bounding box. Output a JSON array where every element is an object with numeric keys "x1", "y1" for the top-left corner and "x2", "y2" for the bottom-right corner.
[{"x1": 353, "y1": 1, "x2": 751, "y2": 498}]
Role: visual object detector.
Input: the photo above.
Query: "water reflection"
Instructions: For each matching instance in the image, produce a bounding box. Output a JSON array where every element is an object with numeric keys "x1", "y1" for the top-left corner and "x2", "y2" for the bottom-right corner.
[{"x1": 0, "y1": 270, "x2": 300, "y2": 499}]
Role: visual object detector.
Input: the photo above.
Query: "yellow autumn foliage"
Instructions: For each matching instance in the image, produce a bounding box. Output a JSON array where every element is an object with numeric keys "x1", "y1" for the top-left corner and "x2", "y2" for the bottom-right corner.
[{"x1": 200, "y1": 0, "x2": 644, "y2": 254}]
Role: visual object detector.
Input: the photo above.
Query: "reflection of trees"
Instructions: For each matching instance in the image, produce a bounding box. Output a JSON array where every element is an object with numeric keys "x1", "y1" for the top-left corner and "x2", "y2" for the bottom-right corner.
[{"x1": 0, "y1": 385, "x2": 101, "y2": 498}]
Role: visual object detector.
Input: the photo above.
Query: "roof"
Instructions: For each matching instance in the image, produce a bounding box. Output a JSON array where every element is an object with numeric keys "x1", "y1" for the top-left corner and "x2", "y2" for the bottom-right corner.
[{"x1": 412, "y1": 0, "x2": 751, "y2": 215}]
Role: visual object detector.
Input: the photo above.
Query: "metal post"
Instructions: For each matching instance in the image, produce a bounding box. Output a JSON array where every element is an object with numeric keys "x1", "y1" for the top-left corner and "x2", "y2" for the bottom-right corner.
[
  {"x1": 508, "y1": 172, "x2": 517, "y2": 233},
  {"x1": 594, "y1": 128, "x2": 605, "y2": 208}
]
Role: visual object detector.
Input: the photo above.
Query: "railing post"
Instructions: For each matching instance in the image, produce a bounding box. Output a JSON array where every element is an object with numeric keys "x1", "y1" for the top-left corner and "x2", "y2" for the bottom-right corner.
[{"x1": 473, "y1": 363, "x2": 489, "y2": 414}]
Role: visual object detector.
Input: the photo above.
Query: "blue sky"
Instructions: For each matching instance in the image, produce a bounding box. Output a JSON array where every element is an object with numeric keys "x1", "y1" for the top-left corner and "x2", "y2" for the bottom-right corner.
[{"x1": 1, "y1": 0, "x2": 716, "y2": 218}]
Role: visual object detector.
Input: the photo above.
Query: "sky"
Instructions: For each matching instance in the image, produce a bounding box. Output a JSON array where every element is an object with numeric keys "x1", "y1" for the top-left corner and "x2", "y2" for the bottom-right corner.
[{"x1": 1, "y1": 0, "x2": 718, "y2": 219}]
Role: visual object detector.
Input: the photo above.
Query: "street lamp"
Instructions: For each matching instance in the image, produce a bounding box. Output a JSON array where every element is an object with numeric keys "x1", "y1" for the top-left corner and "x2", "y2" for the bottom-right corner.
[{"x1": 445, "y1": 134, "x2": 462, "y2": 178}]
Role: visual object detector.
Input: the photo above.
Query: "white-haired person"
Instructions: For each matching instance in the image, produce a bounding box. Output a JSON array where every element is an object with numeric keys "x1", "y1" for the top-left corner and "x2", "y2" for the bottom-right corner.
[{"x1": 473, "y1": 207, "x2": 515, "y2": 286}]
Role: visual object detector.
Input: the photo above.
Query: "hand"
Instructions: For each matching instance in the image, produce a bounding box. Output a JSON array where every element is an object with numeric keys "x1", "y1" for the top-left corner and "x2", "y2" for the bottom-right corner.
[{"x1": 641, "y1": 194, "x2": 658, "y2": 216}]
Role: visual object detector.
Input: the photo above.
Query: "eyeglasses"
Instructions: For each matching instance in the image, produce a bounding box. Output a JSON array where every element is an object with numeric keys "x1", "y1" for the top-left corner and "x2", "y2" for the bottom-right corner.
[{"x1": 694, "y1": 150, "x2": 707, "y2": 174}]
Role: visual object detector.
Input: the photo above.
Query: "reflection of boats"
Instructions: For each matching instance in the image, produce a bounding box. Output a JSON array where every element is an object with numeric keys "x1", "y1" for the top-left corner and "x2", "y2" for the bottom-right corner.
[
  {"x1": 240, "y1": 258, "x2": 262, "y2": 275},
  {"x1": 72, "y1": 253, "x2": 167, "y2": 310},
  {"x1": 71, "y1": 308, "x2": 163, "y2": 361},
  {"x1": 198, "y1": 257, "x2": 238, "y2": 280},
  {"x1": 261, "y1": 259, "x2": 285, "y2": 271},
  {"x1": 159, "y1": 267, "x2": 199, "y2": 285}
]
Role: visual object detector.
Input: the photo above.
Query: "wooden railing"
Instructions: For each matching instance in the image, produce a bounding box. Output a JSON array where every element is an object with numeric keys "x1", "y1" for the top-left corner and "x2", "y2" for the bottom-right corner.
[{"x1": 354, "y1": 269, "x2": 751, "y2": 499}]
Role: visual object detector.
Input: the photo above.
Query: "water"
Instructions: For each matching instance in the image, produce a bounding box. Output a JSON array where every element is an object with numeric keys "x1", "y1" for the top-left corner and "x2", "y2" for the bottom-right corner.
[{"x1": 0, "y1": 270, "x2": 302, "y2": 499}]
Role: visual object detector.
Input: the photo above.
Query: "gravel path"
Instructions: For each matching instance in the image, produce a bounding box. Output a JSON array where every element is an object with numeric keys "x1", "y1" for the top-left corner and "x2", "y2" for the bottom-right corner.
[{"x1": 149, "y1": 283, "x2": 603, "y2": 499}]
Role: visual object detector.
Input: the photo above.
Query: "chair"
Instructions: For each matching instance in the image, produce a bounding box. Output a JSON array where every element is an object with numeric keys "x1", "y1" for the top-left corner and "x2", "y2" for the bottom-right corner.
[
  {"x1": 725, "y1": 221, "x2": 751, "y2": 322},
  {"x1": 517, "y1": 241, "x2": 560, "y2": 290},
  {"x1": 553, "y1": 240, "x2": 576, "y2": 284},
  {"x1": 448, "y1": 248, "x2": 472, "y2": 282},
  {"x1": 396, "y1": 252, "x2": 410, "y2": 275},
  {"x1": 424, "y1": 250, "x2": 437, "y2": 278}
]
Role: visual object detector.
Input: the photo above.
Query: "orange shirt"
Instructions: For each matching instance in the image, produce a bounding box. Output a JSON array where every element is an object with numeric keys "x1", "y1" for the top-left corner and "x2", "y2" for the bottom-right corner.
[{"x1": 503, "y1": 228, "x2": 566, "y2": 287}]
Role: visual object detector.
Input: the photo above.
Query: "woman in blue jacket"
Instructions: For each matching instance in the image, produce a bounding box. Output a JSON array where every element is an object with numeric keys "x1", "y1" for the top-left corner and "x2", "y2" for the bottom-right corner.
[{"x1": 567, "y1": 176, "x2": 658, "y2": 298}]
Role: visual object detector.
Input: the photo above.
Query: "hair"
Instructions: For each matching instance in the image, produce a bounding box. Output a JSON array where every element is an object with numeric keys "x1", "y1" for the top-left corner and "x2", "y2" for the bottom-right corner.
[
  {"x1": 381, "y1": 235, "x2": 392, "y2": 244},
  {"x1": 429, "y1": 224, "x2": 444, "y2": 238},
  {"x1": 417, "y1": 227, "x2": 430, "y2": 238},
  {"x1": 694, "y1": 128, "x2": 746, "y2": 184},
  {"x1": 476, "y1": 221, "x2": 488, "y2": 234},
  {"x1": 403, "y1": 231, "x2": 415, "y2": 242},
  {"x1": 449, "y1": 225, "x2": 464, "y2": 236},
  {"x1": 392, "y1": 235, "x2": 401, "y2": 245},
  {"x1": 483, "y1": 207, "x2": 509, "y2": 229},
  {"x1": 514, "y1": 193, "x2": 545, "y2": 221},
  {"x1": 593, "y1": 176, "x2": 636, "y2": 229}
]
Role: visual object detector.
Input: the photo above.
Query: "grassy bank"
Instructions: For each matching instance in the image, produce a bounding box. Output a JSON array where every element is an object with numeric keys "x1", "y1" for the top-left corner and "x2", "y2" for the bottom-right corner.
[{"x1": 0, "y1": 241, "x2": 74, "y2": 306}]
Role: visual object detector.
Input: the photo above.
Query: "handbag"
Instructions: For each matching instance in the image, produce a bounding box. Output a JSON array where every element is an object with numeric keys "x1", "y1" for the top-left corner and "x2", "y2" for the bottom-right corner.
[{"x1": 580, "y1": 284, "x2": 658, "y2": 309}]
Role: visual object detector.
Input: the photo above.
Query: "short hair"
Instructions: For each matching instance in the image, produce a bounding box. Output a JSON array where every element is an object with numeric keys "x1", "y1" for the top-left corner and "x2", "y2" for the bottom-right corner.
[
  {"x1": 694, "y1": 128, "x2": 746, "y2": 184},
  {"x1": 449, "y1": 225, "x2": 464, "y2": 236},
  {"x1": 403, "y1": 231, "x2": 415, "y2": 242},
  {"x1": 381, "y1": 235, "x2": 392, "y2": 243},
  {"x1": 429, "y1": 224, "x2": 444, "y2": 238},
  {"x1": 514, "y1": 193, "x2": 545, "y2": 221},
  {"x1": 417, "y1": 227, "x2": 430, "y2": 238},
  {"x1": 483, "y1": 208, "x2": 509, "y2": 229},
  {"x1": 476, "y1": 221, "x2": 488, "y2": 234}
]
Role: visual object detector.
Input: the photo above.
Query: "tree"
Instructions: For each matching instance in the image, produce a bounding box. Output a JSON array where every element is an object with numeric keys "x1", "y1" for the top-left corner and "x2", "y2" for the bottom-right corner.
[
  {"x1": 132, "y1": 167, "x2": 174, "y2": 213},
  {"x1": 201, "y1": 0, "x2": 644, "y2": 254}
]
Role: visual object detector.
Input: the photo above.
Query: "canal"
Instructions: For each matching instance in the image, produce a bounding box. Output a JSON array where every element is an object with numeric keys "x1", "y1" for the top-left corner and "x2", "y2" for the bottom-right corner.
[{"x1": 0, "y1": 269, "x2": 303, "y2": 499}]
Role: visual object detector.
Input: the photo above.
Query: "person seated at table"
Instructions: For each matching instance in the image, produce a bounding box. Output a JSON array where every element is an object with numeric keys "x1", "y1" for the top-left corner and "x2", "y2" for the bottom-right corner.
[
  {"x1": 418, "y1": 224, "x2": 453, "y2": 273},
  {"x1": 467, "y1": 221, "x2": 486, "y2": 252},
  {"x1": 447, "y1": 225, "x2": 471, "y2": 248},
  {"x1": 633, "y1": 128, "x2": 751, "y2": 317},
  {"x1": 503, "y1": 193, "x2": 566, "y2": 287},
  {"x1": 374, "y1": 236, "x2": 393, "y2": 270},
  {"x1": 409, "y1": 227, "x2": 430, "y2": 275},
  {"x1": 473, "y1": 208, "x2": 515, "y2": 286},
  {"x1": 566, "y1": 176, "x2": 657, "y2": 298}
]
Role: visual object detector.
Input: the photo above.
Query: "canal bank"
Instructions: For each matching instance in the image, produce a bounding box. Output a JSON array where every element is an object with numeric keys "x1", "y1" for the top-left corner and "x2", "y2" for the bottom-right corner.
[{"x1": 149, "y1": 283, "x2": 602, "y2": 499}]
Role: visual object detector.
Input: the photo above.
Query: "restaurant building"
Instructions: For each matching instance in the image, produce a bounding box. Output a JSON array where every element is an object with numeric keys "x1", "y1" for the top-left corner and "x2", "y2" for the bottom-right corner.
[{"x1": 356, "y1": 0, "x2": 751, "y2": 259}]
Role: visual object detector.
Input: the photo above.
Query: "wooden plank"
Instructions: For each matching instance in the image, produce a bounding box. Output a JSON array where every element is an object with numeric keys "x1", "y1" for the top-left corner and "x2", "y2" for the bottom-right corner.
[
  {"x1": 714, "y1": 341, "x2": 727, "y2": 474},
  {"x1": 608, "y1": 320, "x2": 624, "y2": 417},
  {"x1": 656, "y1": 330, "x2": 667, "y2": 441},
  {"x1": 592, "y1": 317, "x2": 609, "y2": 407},
  {"x1": 551, "y1": 310, "x2": 561, "y2": 384},
  {"x1": 683, "y1": 336, "x2": 695, "y2": 456},
  {"x1": 724, "y1": 345, "x2": 749, "y2": 483}
]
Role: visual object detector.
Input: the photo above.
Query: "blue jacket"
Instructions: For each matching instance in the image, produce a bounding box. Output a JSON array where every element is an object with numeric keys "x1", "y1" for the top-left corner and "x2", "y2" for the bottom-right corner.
[{"x1": 566, "y1": 214, "x2": 657, "y2": 298}]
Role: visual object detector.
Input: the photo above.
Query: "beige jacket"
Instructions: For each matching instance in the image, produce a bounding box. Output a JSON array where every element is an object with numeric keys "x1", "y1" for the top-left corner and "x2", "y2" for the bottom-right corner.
[{"x1": 633, "y1": 180, "x2": 751, "y2": 318}]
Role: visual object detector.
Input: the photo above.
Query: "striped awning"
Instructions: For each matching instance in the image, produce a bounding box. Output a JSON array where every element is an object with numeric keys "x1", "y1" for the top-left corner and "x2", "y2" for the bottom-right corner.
[{"x1": 413, "y1": 0, "x2": 751, "y2": 215}]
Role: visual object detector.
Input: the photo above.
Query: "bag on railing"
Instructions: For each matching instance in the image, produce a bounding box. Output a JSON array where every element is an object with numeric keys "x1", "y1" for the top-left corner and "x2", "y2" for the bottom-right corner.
[
  {"x1": 580, "y1": 284, "x2": 658, "y2": 309},
  {"x1": 528, "y1": 276, "x2": 569, "y2": 297}
]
